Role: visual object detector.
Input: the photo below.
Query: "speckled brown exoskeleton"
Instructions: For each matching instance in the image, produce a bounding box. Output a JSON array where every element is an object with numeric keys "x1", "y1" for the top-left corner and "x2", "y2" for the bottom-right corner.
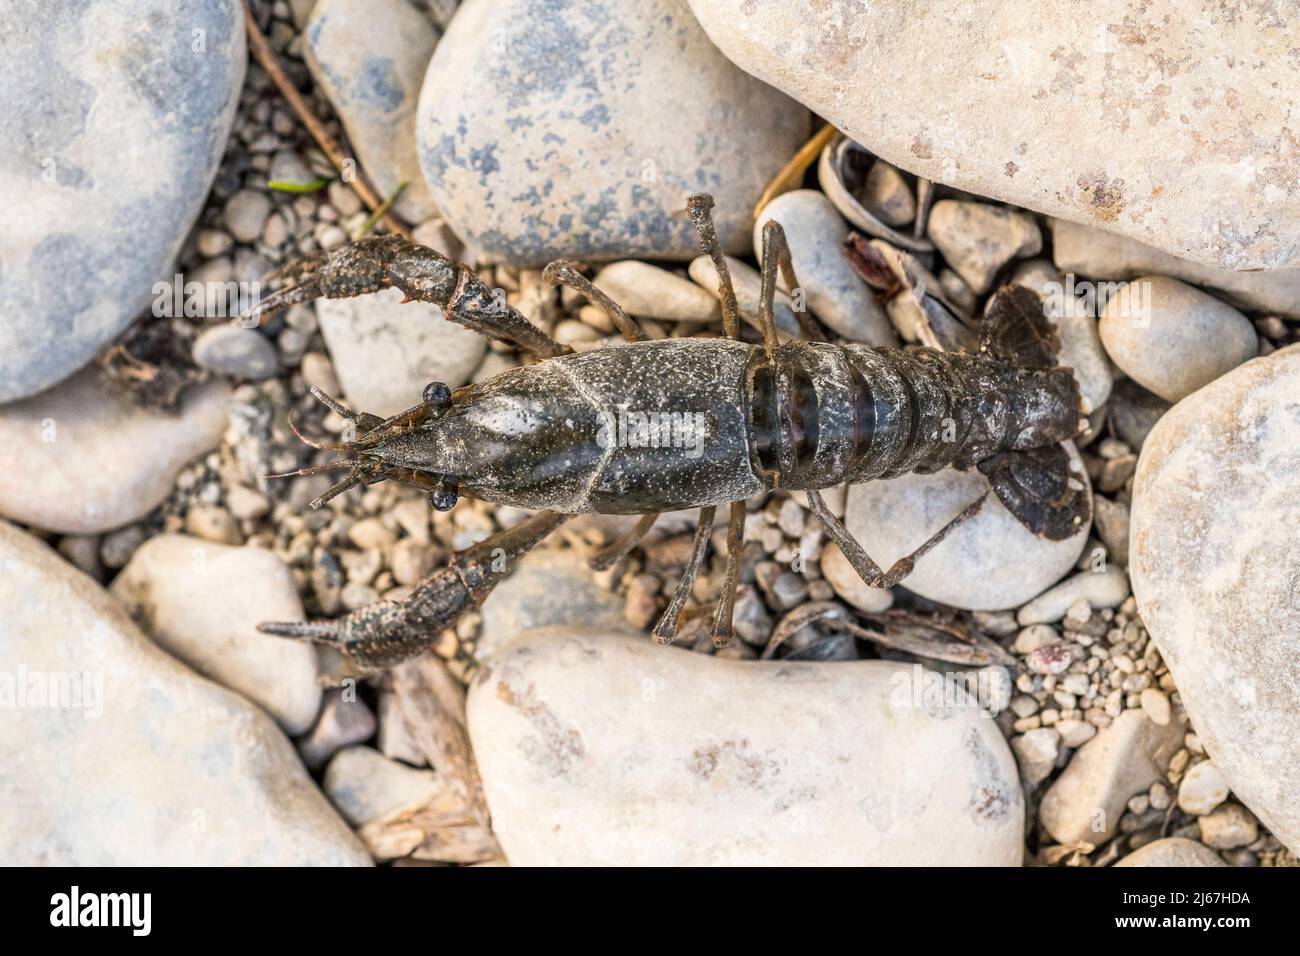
[{"x1": 249, "y1": 194, "x2": 1089, "y2": 670}]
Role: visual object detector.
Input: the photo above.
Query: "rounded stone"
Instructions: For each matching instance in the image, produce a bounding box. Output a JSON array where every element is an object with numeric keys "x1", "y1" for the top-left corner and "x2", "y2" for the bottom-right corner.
[
  {"x1": 753, "y1": 190, "x2": 895, "y2": 344},
  {"x1": 688, "y1": 0, "x2": 1300, "y2": 273},
  {"x1": 0, "y1": 0, "x2": 245, "y2": 402},
  {"x1": 593, "y1": 261, "x2": 719, "y2": 323},
  {"x1": 110, "y1": 534, "x2": 322, "y2": 734},
  {"x1": 1130, "y1": 345, "x2": 1300, "y2": 852},
  {"x1": 315, "y1": 287, "x2": 486, "y2": 417},
  {"x1": 0, "y1": 520, "x2": 368, "y2": 865},
  {"x1": 416, "y1": 0, "x2": 809, "y2": 265},
  {"x1": 1177, "y1": 760, "x2": 1230, "y2": 817},
  {"x1": 469, "y1": 627, "x2": 1024, "y2": 865},
  {"x1": 223, "y1": 189, "x2": 272, "y2": 244},
  {"x1": 843, "y1": 444, "x2": 1089, "y2": 611},
  {"x1": 0, "y1": 370, "x2": 230, "y2": 535},
  {"x1": 926, "y1": 200, "x2": 1042, "y2": 295},
  {"x1": 192, "y1": 324, "x2": 281, "y2": 380},
  {"x1": 302, "y1": 0, "x2": 440, "y2": 224},
  {"x1": 1114, "y1": 837, "x2": 1225, "y2": 867},
  {"x1": 1099, "y1": 275, "x2": 1257, "y2": 403}
]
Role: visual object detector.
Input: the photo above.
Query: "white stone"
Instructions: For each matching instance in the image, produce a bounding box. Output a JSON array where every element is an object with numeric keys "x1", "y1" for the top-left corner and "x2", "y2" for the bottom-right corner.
[
  {"x1": 1130, "y1": 345, "x2": 1300, "y2": 852},
  {"x1": 0, "y1": 0, "x2": 245, "y2": 401},
  {"x1": 927, "y1": 201, "x2": 1041, "y2": 295},
  {"x1": 1051, "y1": 219, "x2": 1300, "y2": 320},
  {"x1": 1099, "y1": 276, "x2": 1256, "y2": 403},
  {"x1": 192, "y1": 324, "x2": 280, "y2": 380},
  {"x1": 316, "y1": 287, "x2": 485, "y2": 417},
  {"x1": 593, "y1": 261, "x2": 719, "y2": 323},
  {"x1": 323, "y1": 746, "x2": 442, "y2": 826},
  {"x1": 1178, "y1": 761, "x2": 1231, "y2": 817},
  {"x1": 303, "y1": 0, "x2": 440, "y2": 223},
  {"x1": 417, "y1": 0, "x2": 809, "y2": 264},
  {"x1": 1012, "y1": 728, "x2": 1060, "y2": 788},
  {"x1": 110, "y1": 535, "x2": 321, "y2": 734},
  {"x1": 1114, "y1": 837, "x2": 1225, "y2": 867},
  {"x1": 818, "y1": 541, "x2": 894, "y2": 613},
  {"x1": 469, "y1": 627, "x2": 1024, "y2": 865},
  {"x1": 1039, "y1": 709, "x2": 1185, "y2": 845},
  {"x1": 0, "y1": 371, "x2": 230, "y2": 534},
  {"x1": 688, "y1": 0, "x2": 1300, "y2": 272},
  {"x1": 223, "y1": 189, "x2": 271, "y2": 244},
  {"x1": 0, "y1": 521, "x2": 368, "y2": 865},
  {"x1": 1016, "y1": 567, "x2": 1131, "y2": 626},
  {"x1": 477, "y1": 548, "x2": 626, "y2": 661},
  {"x1": 753, "y1": 190, "x2": 895, "y2": 345},
  {"x1": 843, "y1": 445, "x2": 1089, "y2": 611}
]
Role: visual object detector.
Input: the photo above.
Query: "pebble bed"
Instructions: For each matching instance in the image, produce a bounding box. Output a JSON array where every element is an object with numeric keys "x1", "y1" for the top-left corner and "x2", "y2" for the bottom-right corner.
[{"x1": 7, "y1": 0, "x2": 1298, "y2": 867}]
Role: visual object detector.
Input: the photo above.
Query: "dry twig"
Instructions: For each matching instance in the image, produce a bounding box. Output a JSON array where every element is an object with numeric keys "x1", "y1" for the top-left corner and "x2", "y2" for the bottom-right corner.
[{"x1": 241, "y1": 0, "x2": 413, "y2": 241}]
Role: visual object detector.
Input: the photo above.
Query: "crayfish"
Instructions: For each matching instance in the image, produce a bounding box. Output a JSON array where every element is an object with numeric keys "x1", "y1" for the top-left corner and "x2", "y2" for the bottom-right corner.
[{"x1": 249, "y1": 195, "x2": 1089, "y2": 669}]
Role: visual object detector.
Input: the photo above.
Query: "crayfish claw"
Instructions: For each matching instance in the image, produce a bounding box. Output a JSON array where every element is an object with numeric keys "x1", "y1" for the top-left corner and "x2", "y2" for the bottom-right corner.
[{"x1": 242, "y1": 274, "x2": 322, "y2": 326}]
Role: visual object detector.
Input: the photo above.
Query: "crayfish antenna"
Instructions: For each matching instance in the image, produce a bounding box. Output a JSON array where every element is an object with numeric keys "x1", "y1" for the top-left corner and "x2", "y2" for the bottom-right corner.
[
  {"x1": 307, "y1": 385, "x2": 386, "y2": 433},
  {"x1": 264, "y1": 460, "x2": 357, "y2": 480},
  {"x1": 287, "y1": 412, "x2": 351, "y2": 452},
  {"x1": 310, "y1": 473, "x2": 362, "y2": 508}
]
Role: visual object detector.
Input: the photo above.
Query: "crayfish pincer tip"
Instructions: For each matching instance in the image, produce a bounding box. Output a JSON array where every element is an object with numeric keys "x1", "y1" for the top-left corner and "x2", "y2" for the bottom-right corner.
[{"x1": 257, "y1": 620, "x2": 339, "y2": 644}]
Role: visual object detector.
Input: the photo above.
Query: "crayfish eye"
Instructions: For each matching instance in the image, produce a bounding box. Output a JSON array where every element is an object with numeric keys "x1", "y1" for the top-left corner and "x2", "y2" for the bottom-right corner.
[
  {"x1": 423, "y1": 381, "x2": 452, "y2": 407},
  {"x1": 428, "y1": 479, "x2": 458, "y2": 512}
]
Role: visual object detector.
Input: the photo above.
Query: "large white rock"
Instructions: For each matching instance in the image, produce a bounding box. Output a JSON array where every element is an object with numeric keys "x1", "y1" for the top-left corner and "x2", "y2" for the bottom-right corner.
[
  {"x1": 416, "y1": 0, "x2": 809, "y2": 265},
  {"x1": 687, "y1": 0, "x2": 1300, "y2": 272},
  {"x1": 0, "y1": 371, "x2": 230, "y2": 534},
  {"x1": 1130, "y1": 344, "x2": 1300, "y2": 853},
  {"x1": 469, "y1": 627, "x2": 1024, "y2": 865},
  {"x1": 843, "y1": 445, "x2": 1090, "y2": 611},
  {"x1": 316, "y1": 287, "x2": 485, "y2": 417},
  {"x1": 0, "y1": 0, "x2": 245, "y2": 402},
  {"x1": 0, "y1": 521, "x2": 369, "y2": 865},
  {"x1": 1051, "y1": 219, "x2": 1300, "y2": 320},
  {"x1": 110, "y1": 535, "x2": 321, "y2": 735}
]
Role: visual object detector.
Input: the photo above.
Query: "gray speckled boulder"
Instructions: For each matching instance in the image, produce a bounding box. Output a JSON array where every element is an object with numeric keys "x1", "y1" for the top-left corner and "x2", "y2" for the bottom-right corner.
[
  {"x1": 303, "y1": 0, "x2": 440, "y2": 224},
  {"x1": 0, "y1": 0, "x2": 245, "y2": 403},
  {"x1": 469, "y1": 627, "x2": 1024, "y2": 865},
  {"x1": 416, "y1": 0, "x2": 809, "y2": 265},
  {"x1": 1131, "y1": 345, "x2": 1300, "y2": 853},
  {"x1": 0, "y1": 521, "x2": 369, "y2": 865}
]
